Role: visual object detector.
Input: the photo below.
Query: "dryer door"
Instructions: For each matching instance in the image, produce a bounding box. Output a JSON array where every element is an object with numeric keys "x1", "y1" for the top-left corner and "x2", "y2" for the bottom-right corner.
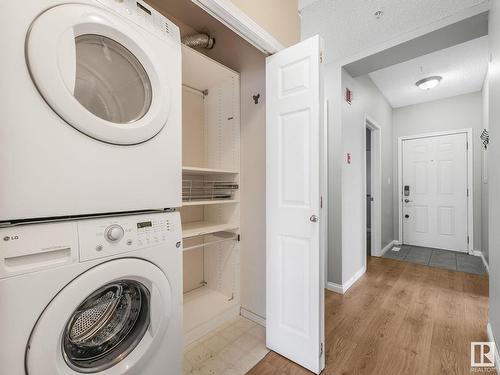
[
  {"x1": 26, "y1": 3, "x2": 173, "y2": 145},
  {"x1": 26, "y1": 259, "x2": 173, "y2": 374}
]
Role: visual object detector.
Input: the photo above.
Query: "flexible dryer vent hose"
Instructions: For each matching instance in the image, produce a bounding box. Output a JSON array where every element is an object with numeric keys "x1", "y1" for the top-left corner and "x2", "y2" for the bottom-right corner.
[{"x1": 181, "y1": 33, "x2": 216, "y2": 49}]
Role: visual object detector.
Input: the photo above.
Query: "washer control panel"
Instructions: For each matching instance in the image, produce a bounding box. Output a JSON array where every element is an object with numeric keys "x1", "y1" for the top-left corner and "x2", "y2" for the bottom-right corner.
[
  {"x1": 105, "y1": 224, "x2": 125, "y2": 242},
  {"x1": 78, "y1": 212, "x2": 180, "y2": 262}
]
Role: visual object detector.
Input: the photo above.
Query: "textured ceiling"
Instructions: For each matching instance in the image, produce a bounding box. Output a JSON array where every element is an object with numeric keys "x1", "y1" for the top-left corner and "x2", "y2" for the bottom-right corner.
[
  {"x1": 368, "y1": 36, "x2": 489, "y2": 108},
  {"x1": 300, "y1": 0, "x2": 489, "y2": 63}
]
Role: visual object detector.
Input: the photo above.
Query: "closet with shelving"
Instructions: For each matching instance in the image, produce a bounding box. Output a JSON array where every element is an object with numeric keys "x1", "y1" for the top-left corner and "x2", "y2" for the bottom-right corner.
[{"x1": 181, "y1": 45, "x2": 241, "y2": 345}]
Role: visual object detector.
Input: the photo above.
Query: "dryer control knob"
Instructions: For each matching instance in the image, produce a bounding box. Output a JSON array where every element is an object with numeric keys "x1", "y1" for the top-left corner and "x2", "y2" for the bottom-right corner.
[{"x1": 105, "y1": 224, "x2": 124, "y2": 242}]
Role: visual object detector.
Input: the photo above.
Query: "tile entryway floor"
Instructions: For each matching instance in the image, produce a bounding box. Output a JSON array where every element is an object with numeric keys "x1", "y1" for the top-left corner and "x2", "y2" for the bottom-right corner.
[
  {"x1": 383, "y1": 245, "x2": 487, "y2": 275},
  {"x1": 183, "y1": 316, "x2": 269, "y2": 375}
]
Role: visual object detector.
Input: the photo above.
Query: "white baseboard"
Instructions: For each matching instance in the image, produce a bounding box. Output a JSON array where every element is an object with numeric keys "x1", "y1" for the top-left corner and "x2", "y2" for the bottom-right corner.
[
  {"x1": 487, "y1": 322, "x2": 500, "y2": 372},
  {"x1": 381, "y1": 240, "x2": 398, "y2": 256},
  {"x1": 325, "y1": 265, "x2": 366, "y2": 294},
  {"x1": 326, "y1": 281, "x2": 344, "y2": 294},
  {"x1": 240, "y1": 307, "x2": 266, "y2": 327}
]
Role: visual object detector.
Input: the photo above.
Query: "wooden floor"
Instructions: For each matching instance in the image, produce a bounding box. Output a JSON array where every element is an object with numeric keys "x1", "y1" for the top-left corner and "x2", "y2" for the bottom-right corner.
[{"x1": 248, "y1": 256, "x2": 492, "y2": 375}]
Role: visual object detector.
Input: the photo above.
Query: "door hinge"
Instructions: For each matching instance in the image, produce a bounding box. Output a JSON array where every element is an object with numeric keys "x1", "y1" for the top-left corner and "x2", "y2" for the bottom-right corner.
[
  {"x1": 319, "y1": 51, "x2": 323, "y2": 64},
  {"x1": 320, "y1": 342, "x2": 324, "y2": 357},
  {"x1": 467, "y1": 188, "x2": 469, "y2": 197},
  {"x1": 467, "y1": 235, "x2": 470, "y2": 244},
  {"x1": 466, "y1": 141, "x2": 469, "y2": 150},
  {"x1": 320, "y1": 196, "x2": 323, "y2": 208}
]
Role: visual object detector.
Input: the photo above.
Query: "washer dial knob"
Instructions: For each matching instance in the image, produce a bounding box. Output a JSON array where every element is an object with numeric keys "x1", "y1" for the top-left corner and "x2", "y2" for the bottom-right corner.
[{"x1": 105, "y1": 224, "x2": 124, "y2": 242}]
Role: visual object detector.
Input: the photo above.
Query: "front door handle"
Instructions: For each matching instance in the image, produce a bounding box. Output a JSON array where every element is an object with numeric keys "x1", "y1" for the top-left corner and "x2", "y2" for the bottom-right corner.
[{"x1": 310, "y1": 215, "x2": 319, "y2": 223}]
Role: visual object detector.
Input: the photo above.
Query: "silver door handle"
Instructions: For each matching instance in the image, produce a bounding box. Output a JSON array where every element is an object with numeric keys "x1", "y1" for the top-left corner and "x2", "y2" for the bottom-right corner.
[
  {"x1": 404, "y1": 199, "x2": 412, "y2": 203},
  {"x1": 310, "y1": 215, "x2": 319, "y2": 222}
]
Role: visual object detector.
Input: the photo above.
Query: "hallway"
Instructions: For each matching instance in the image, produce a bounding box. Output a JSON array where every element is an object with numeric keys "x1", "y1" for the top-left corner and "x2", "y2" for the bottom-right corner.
[{"x1": 249, "y1": 257, "x2": 492, "y2": 375}]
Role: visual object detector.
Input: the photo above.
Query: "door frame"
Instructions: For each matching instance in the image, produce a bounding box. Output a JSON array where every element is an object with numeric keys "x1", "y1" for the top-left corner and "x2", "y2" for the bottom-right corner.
[
  {"x1": 397, "y1": 128, "x2": 473, "y2": 253},
  {"x1": 364, "y1": 116, "x2": 382, "y2": 259},
  {"x1": 190, "y1": 0, "x2": 285, "y2": 54}
]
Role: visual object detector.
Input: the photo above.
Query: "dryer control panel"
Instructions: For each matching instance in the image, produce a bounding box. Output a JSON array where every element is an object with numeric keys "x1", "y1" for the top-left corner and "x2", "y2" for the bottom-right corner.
[
  {"x1": 78, "y1": 211, "x2": 181, "y2": 262},
  {"x1": 95, "y1": 0, "x2": 181, "y2": 43}
]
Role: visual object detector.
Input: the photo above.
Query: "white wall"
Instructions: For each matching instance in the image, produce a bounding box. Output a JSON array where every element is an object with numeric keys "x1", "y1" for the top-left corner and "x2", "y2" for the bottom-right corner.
[
  {"x1": 488, "y1": 0, "x2": 500, "y2": 350},
  {"x1": 482, "y1": 74, "x2": 489, "y2": 263},
  {"x1": 335, "y1": 70, "x2": 393, "y2": 284},
  {"x1": 392, "y1": 92, "x2": 483, "y2": 251}
]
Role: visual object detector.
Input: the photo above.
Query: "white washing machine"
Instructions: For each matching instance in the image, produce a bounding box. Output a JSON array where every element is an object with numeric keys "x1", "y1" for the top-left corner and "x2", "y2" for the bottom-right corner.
[
  {"x1": 0, "y1": 0, "x2": 181, "y2": 222},
  {"x1": 0, "y1": 211, "x2": 182, "y2": 375}
]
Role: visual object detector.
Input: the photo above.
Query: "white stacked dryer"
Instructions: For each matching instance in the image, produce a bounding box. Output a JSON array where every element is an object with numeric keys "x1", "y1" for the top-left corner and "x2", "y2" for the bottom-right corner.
[{"x1": 0, "y1": 0, "x2": 181, "y2": 221}]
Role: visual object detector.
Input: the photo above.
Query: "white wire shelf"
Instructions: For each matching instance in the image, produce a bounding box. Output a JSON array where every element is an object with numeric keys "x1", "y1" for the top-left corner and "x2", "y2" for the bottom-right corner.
[
  {"x1": 182, "y1": 221, "x2": 239, "y2": 239},
  {"x1": 182, "y1": 166, "x2": 239, "y2": 175},
  {"x1": 182, "y1": 177, "x2": 238, "y2": 202},
  {"x1": 183, "y1": 231, "x2": 238, "y2": 252},
  {"x1": 182, "y1": 199, "x2": 239, "y2": 207}
]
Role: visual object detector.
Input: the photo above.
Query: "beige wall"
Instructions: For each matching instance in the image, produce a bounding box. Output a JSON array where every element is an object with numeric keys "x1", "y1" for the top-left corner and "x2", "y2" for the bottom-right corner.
[{"x1": 231, "y1": 0, "x2": 300, "y2": 47}]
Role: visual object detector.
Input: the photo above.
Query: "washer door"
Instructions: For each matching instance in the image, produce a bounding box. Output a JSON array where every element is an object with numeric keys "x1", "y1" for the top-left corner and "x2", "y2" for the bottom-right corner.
[
  {"x1": 26, "y1": 259, "x2": 172, "y2": 374},
  {"x1": 26, "y1": 4, "x2": 171, "y2": 145}
]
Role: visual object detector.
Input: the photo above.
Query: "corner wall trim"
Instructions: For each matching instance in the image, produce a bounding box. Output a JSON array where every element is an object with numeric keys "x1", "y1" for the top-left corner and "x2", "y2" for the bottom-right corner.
[
  {"x1": 381, "y1": 240, "x2": 398, "y2": 256},
  {"x1": 326, "y1": 265, "x2": 366, "y2": 295},
  {"x1": 240, "y1": 307, "x2": 266, "y2": 327},
  {"x1": 487, "y1": 322, "x2": 500, "y2": 373}
]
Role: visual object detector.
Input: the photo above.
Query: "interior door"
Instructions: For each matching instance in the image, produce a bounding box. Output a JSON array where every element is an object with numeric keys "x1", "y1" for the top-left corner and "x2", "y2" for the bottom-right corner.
[
  {"x1": 266, "y1": 35, "x2": 325, "y2": 374},
  {"x1": 402, "y1": 133, "x2": 468, "y2": 252}
]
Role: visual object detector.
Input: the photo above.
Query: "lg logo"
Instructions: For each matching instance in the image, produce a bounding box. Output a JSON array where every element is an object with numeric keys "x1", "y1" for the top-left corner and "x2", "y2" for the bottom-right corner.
[{"x1": 3, "y1": 235, "x2": 19, "y2": 241}]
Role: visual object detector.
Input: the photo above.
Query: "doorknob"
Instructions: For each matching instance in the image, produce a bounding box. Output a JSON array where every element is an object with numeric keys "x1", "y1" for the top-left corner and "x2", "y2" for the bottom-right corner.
[
  {"x1": 310, "y1": 215, "x2": 319, "y2": 223},
  {"x1": 404, "y1": 198, "x2": 412, "y2": 203}
]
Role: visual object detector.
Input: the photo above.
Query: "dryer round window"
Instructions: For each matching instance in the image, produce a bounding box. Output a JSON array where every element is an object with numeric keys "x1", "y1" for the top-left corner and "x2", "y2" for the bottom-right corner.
[
  {"x1": 72, "y1": 34, "x2": 152, "y2": 124},
  {"x1": 25, "y1": 3, "x2": 172, "y2": 145}
]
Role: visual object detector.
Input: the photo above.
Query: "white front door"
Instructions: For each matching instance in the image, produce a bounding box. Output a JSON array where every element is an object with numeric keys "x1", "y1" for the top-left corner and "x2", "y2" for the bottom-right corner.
[
  {"x1": 402, "y1": 133, "x2": 468, "y2": 252},
  {"x1": 266, "y1": 35, "x2": 325, "y2": 374}
]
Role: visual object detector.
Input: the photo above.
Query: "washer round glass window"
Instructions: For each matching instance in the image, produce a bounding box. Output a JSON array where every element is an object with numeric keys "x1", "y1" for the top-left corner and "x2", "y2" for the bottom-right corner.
[
  {"x1": 62, "y1": 280, "x2": 150, "y2": 373},
  {"x1": 72, "y1": 34, "x2": 152, "y2": 124}
]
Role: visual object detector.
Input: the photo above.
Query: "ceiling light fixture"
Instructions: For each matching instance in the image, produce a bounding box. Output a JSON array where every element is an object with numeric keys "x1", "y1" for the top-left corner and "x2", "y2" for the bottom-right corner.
[
  {"x1": 374, "y1": 10, "x2": 384, "y2": 19},
  {"x1": 415, "y1": 76, "x2": 442, "y2": 90}
]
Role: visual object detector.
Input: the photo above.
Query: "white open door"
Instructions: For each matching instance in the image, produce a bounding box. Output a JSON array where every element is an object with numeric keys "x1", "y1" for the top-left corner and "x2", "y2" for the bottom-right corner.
[{"x1": 266, "y1": 35, "x2": 325, "y2": 374}]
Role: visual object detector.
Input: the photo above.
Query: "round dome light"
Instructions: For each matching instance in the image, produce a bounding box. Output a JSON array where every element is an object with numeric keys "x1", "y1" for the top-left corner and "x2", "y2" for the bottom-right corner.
[{"x1": 415, "y1": 76, "x2": 442, "y2": 90}]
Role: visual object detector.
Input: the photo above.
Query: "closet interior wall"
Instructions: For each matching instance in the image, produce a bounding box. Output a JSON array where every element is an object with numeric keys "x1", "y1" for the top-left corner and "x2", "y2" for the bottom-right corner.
[
  {"x1": 145, "y1": 0, "x2": 268, "y2": 326},
  {"x1": 181, "y1": 45, "x2": 242, "y2": 345}
]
